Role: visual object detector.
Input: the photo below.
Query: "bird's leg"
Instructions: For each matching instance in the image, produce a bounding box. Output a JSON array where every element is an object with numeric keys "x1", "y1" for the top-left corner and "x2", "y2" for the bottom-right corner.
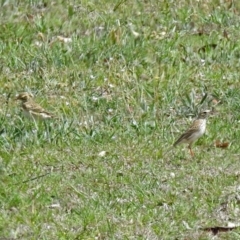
[{"x1": 188, "y1": 145, "x2": 194, "y2": 157}]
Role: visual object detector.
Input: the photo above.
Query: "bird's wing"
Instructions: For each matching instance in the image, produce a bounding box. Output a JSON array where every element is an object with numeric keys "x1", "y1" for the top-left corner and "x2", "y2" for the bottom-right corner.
[
  {"x1": 173, "y1": 127, "x2": 197, "y2": 146},
  {"x1": 23, "y1": 101, "x2": 54, "y2": 116}
]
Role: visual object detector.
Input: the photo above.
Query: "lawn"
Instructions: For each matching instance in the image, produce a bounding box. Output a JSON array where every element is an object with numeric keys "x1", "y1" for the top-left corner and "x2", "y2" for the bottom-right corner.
[{"x1": 1, "y1": 0, "x2": 240, "y2": 239}]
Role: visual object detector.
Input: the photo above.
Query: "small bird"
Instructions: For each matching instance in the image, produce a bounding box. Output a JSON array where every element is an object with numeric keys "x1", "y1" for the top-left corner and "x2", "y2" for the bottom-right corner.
[
  {"x1": 15, "y1": 92, "x2": 56, "y2": 120},
  {"x1": 173, "y1": 110, "x2": 210, "y2": 157}
]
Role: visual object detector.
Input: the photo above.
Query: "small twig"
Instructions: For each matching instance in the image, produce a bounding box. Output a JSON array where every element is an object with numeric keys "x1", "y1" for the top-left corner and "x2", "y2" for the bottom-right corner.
[
  {"x1": 21, "y1": 172, "x2": 51, "y2": 184},
  {"x1": 113, "y1": 0, "x2": 127, "y2": 11}
]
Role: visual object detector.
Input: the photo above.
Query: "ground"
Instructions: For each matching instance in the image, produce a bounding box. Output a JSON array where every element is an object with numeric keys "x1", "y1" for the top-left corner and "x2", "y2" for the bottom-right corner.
[{"x1": 1, "y1": 0, "x2": 240, "y2": 239}]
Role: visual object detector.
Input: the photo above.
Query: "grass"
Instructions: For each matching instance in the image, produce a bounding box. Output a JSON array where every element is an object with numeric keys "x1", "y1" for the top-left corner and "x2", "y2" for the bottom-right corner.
[{"x1": 1, "y1": 0, "x2": 240, "y2": 239}]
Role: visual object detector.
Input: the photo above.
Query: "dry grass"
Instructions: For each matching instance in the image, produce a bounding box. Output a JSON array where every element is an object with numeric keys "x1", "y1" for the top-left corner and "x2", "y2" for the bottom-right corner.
[{"x1": 1, "y1": 0, "x2": 240, "y2": 239}]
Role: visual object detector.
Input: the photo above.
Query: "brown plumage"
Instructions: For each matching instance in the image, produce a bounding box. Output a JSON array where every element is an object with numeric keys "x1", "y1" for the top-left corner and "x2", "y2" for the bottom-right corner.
[
  {"x1": 173, "y1": 111, "x2": 210, "y2": 156},
  {"x1": 15, "y1": 92, "x2": 56, "y2": 120}
]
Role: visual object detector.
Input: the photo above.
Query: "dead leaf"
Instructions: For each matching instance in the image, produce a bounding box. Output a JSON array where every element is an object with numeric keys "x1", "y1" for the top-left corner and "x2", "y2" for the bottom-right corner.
[
  {"x1": 201, "y1": 225, "x2": 239, "y2": 235},
  {"x1": 215, "y1": 140, "x2": 229, "y2": 149},
  {"x1": 198, "y1": 44, "x2": 218, "y2": 53}
]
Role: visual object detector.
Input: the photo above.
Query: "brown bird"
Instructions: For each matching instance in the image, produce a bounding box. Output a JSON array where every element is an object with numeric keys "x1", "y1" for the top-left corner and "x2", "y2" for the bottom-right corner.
[
  {"x1": 15, "y1": 92, "x2": 56, "y2": 120},
  {"x1": 173, "y1": 110, "x2": 210, "y2": 156}
]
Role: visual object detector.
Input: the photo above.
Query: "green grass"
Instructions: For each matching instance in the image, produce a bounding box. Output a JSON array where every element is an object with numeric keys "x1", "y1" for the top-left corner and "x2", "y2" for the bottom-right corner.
[{"x1": 1, "y1": 0, "x2": 240, "y2": 239}]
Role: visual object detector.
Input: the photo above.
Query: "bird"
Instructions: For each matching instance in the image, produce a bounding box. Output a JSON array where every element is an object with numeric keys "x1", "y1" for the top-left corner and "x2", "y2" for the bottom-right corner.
[
  {"x1": 172, "y1": 110, "x2": 210, "y2": 157},
  {"x1": 163, "y1": 110, "x2": 210, "y2": 157},
  {"x1": 15, "y1": 92, "x2": 56, "y2": 121}
]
